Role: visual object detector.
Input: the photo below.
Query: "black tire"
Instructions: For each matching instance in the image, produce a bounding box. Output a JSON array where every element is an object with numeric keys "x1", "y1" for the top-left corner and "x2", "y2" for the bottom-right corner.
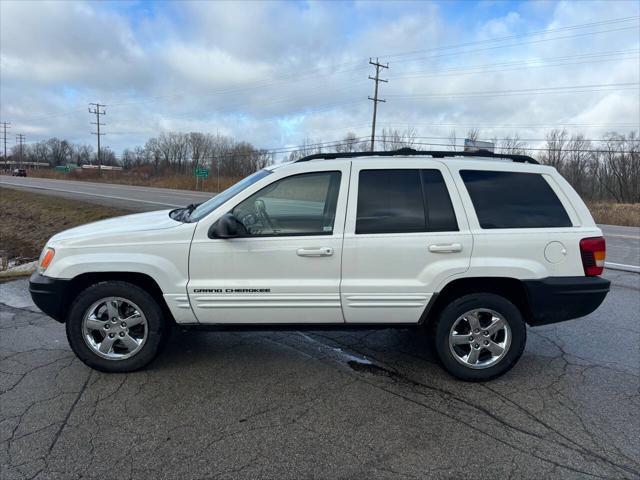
[
  {"x1": 66, "y1": 281, "x2": 168, "y2": 373},
  {"x1": 434, "y1": 293, "x2": 526, "y2": 381}
]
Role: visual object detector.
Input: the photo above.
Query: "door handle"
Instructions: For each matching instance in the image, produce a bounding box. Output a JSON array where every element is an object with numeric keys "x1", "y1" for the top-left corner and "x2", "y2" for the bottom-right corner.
[
  {"x1": 428, "y1": 243, "x2": 462, "y2": 253},
  {"x1": 297, "y1": 247, "x2": 334, "y2": 257}
]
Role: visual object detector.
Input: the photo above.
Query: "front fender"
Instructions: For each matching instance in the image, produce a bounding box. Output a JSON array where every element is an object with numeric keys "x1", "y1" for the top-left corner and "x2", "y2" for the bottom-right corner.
[{"x1": 48, "y1": 251, "x2": 187, "y2": 294}]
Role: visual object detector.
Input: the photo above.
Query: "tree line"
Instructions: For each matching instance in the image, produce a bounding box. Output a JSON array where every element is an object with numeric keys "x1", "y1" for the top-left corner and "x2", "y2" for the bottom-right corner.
[{"x1": 5, "y1": 128, "x2": 638, "y2": 203}]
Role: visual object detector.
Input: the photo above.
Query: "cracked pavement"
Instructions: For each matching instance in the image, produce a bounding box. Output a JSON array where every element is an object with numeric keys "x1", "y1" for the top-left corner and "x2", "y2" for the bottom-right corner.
[{"x1": 1, "y1": 270, "x2": 639, "y2": 479}]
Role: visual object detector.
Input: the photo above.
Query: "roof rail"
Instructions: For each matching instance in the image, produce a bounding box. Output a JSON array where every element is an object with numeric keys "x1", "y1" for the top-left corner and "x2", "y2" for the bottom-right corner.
[{"x1": 294, "y1": 147, "x2": 539, "y2": 164}]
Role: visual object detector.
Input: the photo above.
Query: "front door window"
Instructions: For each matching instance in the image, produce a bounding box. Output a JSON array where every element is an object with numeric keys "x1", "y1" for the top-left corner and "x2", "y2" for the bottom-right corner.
[{"x1": 232, "y1": 171, "x2": 341, "y2": 236}]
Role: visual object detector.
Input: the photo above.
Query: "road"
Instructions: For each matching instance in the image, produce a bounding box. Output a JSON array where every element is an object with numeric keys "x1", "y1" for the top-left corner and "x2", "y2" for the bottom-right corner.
[
  {"x1": 2, "y1": 175, "x2": 638, "y2": 271},
  {"x1": 1, "y1": 269, "x2": 638, "y2": 479},
  {"x1": 0, "y1": 175, "x2": 213, "y2": 211}
]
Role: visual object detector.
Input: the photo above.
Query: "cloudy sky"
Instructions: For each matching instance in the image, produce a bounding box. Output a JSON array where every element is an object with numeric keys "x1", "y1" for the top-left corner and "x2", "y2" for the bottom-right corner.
[{"x1": 1, "y1": 0, "x2": 638, "y2": 156}]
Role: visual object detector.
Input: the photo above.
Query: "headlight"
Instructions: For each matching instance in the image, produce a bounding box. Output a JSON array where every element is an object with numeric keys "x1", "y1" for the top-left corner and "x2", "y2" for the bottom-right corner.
[{"x1": 38, "y1": 247, "x2": 55, "y2": 272}]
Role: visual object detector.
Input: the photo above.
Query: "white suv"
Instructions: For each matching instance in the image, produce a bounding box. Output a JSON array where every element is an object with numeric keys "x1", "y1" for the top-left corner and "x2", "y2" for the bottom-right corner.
[{"x1": 29, "y1": 149, "x2": 610, "y2": 381}]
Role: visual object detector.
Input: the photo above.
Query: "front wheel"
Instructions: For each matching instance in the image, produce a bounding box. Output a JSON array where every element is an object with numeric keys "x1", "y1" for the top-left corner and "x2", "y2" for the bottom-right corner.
[
  {"x1": 434, "y1": 293, "x2": 526, "y2": 381},
  {"x1": 66, "y1": 281, "x2": 168, "y2": 373}
]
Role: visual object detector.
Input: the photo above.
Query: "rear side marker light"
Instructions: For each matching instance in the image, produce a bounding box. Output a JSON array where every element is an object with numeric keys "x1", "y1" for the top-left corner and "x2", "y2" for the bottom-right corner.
[{"x1": 580, "y1": 237, "x2": 605, "y2": 276}]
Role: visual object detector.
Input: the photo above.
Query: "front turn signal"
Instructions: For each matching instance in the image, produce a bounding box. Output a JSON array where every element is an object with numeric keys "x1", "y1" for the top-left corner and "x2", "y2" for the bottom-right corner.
[{"x1": 39, "y1": 248, "x2": 55, "y2": 271}]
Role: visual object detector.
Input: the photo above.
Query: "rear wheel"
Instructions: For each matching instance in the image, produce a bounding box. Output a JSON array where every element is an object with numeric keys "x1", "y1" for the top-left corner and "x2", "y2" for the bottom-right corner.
[
  {"x1": 434, "y1": 293, "x2": 526, "y2": 381},
  {"x1": 66, "y1": 281, "x2": 168, "y2": 373}
]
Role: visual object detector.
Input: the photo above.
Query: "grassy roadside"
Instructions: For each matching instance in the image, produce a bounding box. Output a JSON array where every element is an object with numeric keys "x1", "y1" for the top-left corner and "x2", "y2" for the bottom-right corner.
[
  {"x1": 587, "y1": 202, "x2": 640, "y2": 227},
  {"x1": 28, "y1": 168, "x2": 240, "y2": 193},
  {"x1": 0, "y1": 187, "x2": 128, "y2": 274}
]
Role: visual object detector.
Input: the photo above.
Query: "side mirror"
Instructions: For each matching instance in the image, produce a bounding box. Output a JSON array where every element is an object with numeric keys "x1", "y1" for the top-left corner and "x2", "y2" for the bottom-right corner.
[{"x1": 210, "y1": 213, "x2": 240, "y2": 239}]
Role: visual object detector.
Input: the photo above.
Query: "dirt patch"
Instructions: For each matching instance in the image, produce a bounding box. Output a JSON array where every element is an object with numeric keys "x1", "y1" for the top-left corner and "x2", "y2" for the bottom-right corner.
[{"x1": 0, "y1": 187, "x2": 128, "y2": 268}]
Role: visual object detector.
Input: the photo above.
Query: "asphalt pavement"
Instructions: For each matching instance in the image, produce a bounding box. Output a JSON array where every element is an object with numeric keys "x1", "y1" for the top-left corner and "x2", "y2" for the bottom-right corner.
[
  {"x1": 2, "y1": 175, "x2": 638, "y2": 271},
  {"x1": 0, "y1": 175, "x2": 212, "y2": 211},
  {"x1": 1, "y1": 269, "x2": 639, "y2": 479}
]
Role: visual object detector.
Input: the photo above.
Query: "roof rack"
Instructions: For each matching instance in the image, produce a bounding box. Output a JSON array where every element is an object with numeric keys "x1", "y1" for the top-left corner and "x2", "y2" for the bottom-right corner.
[{"x1": 294, "y1": 147, "x2": 539, "y2": 164}]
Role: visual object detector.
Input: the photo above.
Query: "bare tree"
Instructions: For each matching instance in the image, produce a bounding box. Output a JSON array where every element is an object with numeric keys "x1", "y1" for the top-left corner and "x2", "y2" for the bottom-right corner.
[
  {"x1": 496, "y1": 134, "x2": 528, "y2": 155},
  {"x1": 189, "y1": 132, "x2": 213, "y2": 170},
  {"x1": 466, "y1": 128, "x2": 480, "y2": 142},
  {"x1": 335, "y1": 132, "x2": 363, "y2": 153},
  {"x1": 379, "y1": 128, "x2": 417, "y2": 151},
  {"x1": 286, "y1": 137, "x2": 324, "y2": 161},
  {"x1": 72, "y1": 144, "x2": 94, "y2": 166},
  {"x1": 447, "y1": 130, "x2": 457, "y2": 151},
  {"x1": 46, "y1": 138, "x2": 72, "y2": 166},
  {"x1": 540, "y1": 129, "x2": 568, "y2": 170}
]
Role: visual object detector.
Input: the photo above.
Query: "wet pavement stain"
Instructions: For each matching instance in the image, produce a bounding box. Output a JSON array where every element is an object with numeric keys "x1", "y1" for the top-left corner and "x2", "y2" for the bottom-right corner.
[{"x1": 347, "y1": 360, "x2": 394, "y2": 377}]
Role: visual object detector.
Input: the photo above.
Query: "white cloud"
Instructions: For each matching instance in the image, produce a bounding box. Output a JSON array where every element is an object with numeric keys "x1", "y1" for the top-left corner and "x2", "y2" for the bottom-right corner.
[{"x1": 0, "y1": 0, "x2": 638, "y2": 155}]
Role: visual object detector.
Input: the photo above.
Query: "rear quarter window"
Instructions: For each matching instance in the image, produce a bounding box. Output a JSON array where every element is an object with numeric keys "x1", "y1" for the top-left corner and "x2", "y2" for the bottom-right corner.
[{"x1": 460, "y1": 170, "x2": 572, "y2": 229}]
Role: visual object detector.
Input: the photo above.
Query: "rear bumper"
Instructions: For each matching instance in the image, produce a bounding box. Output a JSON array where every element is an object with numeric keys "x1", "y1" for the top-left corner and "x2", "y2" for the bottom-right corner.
[
  {"x1": 29, "y1": 272, "x2": 69, "y2": 322},
  {"x1": 523, "y1": 276, "x2": 610, "y2": 326}
]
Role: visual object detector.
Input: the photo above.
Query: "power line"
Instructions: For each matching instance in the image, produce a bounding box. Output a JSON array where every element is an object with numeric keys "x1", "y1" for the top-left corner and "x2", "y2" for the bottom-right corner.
[
  {"x1": 390, "y1": 50, "x2": 639, "y2": 79},
  {"x1": 102, "y1": 17, "x2": 640, "y2": 108},
  {"x1": 390, "y1": 135, "x2": 636, "y2": 143},
  {"x1": 106, "y1": 25, "x2": 638, "y2": 111},
  {"x1": 29, "y1": 18, "x2": 635, "y2": 114},
  {"x1": 376, "y1": 122, "x2": 639, "y2": 128},
  {"x1": 368, "y1": 58, "x2": 389, "y2": 151},
  {"x1": 385, "y1": 83, "x2": 639, "y2": 100},
  {"x1": 89, "y1": 103, "x2": 106, "y2": 176},
  {"x1": 388, "y1": 25, "x2": 639, "y2": 66},
  {"x1": 381, "y1": 16, "x2": 640, "y2": 60},
  {"x1": 1, "y1": 122, "x2": 10, "y2": 160},
  {"x1": 11, "y1": 19, "x2": 639, "y2": 124},
  {"x1": 397, "y1": 139, "x2": 639, "y2": 154},
  {"x1": 80, "y1": 18, "x2": 639, "y2": 112}
]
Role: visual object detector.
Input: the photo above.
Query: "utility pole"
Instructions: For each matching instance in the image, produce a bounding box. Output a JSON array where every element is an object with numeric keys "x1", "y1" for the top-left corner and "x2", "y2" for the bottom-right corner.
[
  {"x1": 16, "y1": 133, "x2": 25, "y2": 168},
  {"x1": 89, "y1": 103, "x2": 106, "y2": 176},
  {"x1": 1, "y1": 122, "x2": 10, "y2": 170},
  {"x1": 368, "y1": 57, "x2": 388, "y2": 151}
]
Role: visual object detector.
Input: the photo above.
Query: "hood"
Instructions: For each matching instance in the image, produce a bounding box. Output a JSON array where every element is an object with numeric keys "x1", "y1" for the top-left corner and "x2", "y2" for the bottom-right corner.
[{"x1": 49, "y1": 209, "x2": 181, "y2": 243}]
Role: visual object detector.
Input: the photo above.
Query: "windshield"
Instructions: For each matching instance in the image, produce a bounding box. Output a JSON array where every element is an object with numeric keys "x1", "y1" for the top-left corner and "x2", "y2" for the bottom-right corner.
[{"x1": 188, "y1": 169, "x2": 272, "y2": 222}]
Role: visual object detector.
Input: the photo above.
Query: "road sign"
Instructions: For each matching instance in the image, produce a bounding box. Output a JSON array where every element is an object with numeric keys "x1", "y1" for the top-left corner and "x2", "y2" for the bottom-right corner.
[
  {"x1": 463, "y1": 139, "x2": 495, "y2": 153},
  {"x1": 194, "y1": 168, "x2": 209, "y2": 178}
]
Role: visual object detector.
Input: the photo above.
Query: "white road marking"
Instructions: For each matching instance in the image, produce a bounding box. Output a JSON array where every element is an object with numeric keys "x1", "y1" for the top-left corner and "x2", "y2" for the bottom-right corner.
[
  {"x1": 0, "y1": 183, "x2": 182, "y2": 208},
  {"x1": 604, "y1": 233, "x2": 640, "y2": 240},
  {"x1": 0, "y1": 176, "x2": 213, "y2": 198}
]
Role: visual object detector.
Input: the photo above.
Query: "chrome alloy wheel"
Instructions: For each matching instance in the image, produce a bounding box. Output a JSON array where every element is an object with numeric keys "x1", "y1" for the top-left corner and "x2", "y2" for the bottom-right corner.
[
  {"x1": 82, "y1": 297, "x2": 148, "y2": 360},
  {"x1": 448, "y1": 308, "x2": 511, "y2": 369}
]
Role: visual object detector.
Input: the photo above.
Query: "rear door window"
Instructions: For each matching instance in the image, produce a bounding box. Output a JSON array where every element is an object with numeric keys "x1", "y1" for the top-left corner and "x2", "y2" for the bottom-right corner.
[
  {"x1": 356, "y1": 169, "x2": 459, "y2": 234},
  {"x1": 460, "y1": 170, "x2": 572, "y2": 228},
  {"x1": 357, "y1": 169, "x2": 425, "y2": 234}
]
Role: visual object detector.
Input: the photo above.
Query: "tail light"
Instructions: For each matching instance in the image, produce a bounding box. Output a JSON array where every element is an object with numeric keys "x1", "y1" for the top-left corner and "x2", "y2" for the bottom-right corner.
[{"x1": 580, "y1": 237, "x2": 605, "y2": 276}]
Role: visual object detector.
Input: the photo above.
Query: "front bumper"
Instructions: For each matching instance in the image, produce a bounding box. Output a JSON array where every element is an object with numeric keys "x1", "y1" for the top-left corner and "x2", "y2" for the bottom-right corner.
[
  {"x1": 29, "y1": 272, "x2": 69, "y2": 322},
  {"x1": 523, "y1": 276, "x2": 610, "y2": 326}
]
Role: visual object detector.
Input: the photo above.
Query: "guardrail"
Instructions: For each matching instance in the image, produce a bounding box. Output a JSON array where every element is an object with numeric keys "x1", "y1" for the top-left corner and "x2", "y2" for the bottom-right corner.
[{"x1": 605, "y1": 262, "x2": 640, "y2": 273}]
